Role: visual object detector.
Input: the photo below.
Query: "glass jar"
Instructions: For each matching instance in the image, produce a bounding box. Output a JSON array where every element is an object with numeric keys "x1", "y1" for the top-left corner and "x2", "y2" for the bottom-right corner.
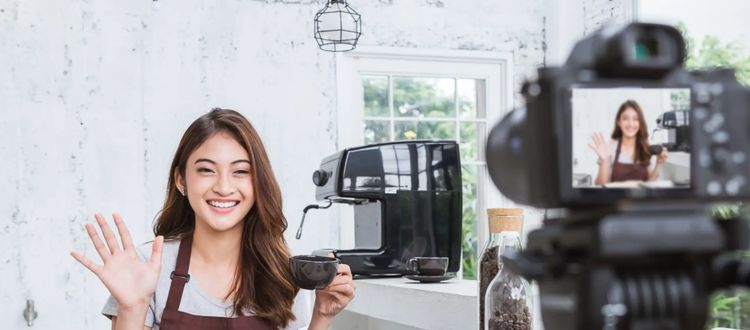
[
  {"x1": 484, "y1": 209, "x2": 533, "y2": 330},
  {"x1": 477, "y1": 209, "x2": 506, "y2": 330}
]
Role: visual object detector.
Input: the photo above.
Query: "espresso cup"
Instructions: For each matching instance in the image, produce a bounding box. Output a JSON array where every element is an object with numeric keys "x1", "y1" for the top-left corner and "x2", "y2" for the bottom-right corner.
[
  {"x1": 649, "y1": 144, "x2": 665, "y2": 156},
  {"x1": 290, "y1": 255, "x2": 340, "y2": 290},
  {"x1": 406, "y1": 257, "x2": 449, "y2": 276}
]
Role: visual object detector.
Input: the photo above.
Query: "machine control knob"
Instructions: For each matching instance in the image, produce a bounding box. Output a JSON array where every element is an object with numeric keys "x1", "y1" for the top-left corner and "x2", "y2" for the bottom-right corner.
[{"x1": 312, "y1": 169, "x2": 329, "y2": 186}]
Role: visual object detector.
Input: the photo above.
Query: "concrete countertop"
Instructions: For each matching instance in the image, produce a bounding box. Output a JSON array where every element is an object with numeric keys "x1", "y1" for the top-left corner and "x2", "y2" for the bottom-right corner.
[
  {"x1": 344, "y1": 277, "x2": 478, "y2": 330},
  {"x1": 664, "y1": 151, "x2": 690, "y2": 167}
]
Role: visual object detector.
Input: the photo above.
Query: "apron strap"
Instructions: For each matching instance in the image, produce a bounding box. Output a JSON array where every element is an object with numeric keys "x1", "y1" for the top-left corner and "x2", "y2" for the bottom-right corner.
[
  {"x1": 165, "y1": 234, "x2": 193, "y2": 311},
  {"x1": 613, "y1": 139, "x2": 622, "y2": 164}
]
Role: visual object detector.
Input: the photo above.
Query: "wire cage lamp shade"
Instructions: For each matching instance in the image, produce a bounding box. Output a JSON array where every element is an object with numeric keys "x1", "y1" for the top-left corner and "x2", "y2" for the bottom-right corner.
[{"x1": 314, "y1": 0, "x2": 362, "y2": 52}]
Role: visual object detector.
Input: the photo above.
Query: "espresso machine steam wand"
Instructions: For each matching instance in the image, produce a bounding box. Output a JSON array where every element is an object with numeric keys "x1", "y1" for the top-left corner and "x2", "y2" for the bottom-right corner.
[{"x1": 295, "y1": 201, "x2": 333, "y2": 239}]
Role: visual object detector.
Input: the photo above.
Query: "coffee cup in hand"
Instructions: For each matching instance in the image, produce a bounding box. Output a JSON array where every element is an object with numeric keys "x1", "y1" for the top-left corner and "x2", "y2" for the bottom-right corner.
[
  {"x1": 290, "y1": 255, "x2": 340, "y2": 290},
  {"x1": 406, "y1": 257, "x2": 449, "y2": 276}
]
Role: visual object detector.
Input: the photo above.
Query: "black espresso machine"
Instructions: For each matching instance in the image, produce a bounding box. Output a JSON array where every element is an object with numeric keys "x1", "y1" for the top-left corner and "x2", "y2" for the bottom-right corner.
[
  {"x1": 651, "y1": 109, "x2": 691, "y2": 153},
  {"x1": 295, "y1": 140, "x2": 463, "y2": 276}
]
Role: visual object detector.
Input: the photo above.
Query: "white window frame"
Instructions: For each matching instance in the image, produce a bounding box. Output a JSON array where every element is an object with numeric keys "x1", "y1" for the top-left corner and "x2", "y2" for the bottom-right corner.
[
  {"x1": 334, "y1": 46, "x2": 515, "y2": 262},
  {"x1": 625, "y1": 0, "x2": 640, "y2": 23}
]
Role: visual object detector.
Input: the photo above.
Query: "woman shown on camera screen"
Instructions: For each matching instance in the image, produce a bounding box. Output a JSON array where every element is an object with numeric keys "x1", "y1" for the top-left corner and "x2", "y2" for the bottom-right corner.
[{"x1": 589, "y1": 100, "x2": 669, "y2": 185}]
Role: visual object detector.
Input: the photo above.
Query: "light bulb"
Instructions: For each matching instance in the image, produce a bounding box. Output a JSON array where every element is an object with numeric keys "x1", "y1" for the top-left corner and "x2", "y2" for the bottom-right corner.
[{"x1": 152, "y1": 0, "x2": 161, "y2": 11}]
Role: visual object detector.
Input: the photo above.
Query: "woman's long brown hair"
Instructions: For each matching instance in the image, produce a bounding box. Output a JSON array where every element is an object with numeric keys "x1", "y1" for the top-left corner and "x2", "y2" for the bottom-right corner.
[
  {"x1": 611, "y1": 100, "x2": 651, "y2": 167},
  {"x1": 153, "y1": 108, "x2": 299, "y2": 327}
]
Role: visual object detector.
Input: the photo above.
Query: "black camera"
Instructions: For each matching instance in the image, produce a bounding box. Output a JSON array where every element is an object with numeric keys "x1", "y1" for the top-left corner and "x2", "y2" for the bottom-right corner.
[
  {"x1": 485, "y1": 23, "x2": 750, "y2": 330},
  {"x1": 487, "y1": 22, "x2": 750, "y2": 209}
]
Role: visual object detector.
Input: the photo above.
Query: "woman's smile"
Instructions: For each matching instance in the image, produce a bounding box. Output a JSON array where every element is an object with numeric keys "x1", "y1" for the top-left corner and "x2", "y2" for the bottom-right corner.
[
  {"x1": 206, "y1": 199, "x2": 240, "y2": 213},
  {"x1": 624, "y1": 126, "x2": 638, "y2": 136}
]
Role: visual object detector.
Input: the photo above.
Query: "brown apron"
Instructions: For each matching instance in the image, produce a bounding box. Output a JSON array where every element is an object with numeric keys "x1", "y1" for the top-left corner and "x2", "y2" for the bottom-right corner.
[
  {"x1": 160, "y1": 235, "x2": 277, "y2": 330},
  {"x1": 610, "y1": 141, "x2": 649, "y2": 182}
]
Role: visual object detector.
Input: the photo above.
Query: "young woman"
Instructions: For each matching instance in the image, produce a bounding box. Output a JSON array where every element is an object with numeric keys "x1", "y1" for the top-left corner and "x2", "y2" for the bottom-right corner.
[
  {"x1": 589, "y1": 100, "x2": 669, "y2": 186},
  {"x1": 70, "y1": 108, "x2": 356, "y2": 330}
]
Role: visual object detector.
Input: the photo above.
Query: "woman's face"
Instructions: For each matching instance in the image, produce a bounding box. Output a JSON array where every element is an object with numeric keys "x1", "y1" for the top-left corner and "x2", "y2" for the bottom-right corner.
[
  {"x1": 618, "y1": 107, "x2": 640, "y2": 138},
  {"x1": 178, "y1": 133, "x2": 255, "y2": 233}
]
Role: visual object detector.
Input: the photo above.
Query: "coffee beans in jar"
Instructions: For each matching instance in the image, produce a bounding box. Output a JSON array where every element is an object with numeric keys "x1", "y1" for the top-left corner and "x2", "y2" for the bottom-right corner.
[
  {"x1": 478, "y1": 245, "x2": 500, "y2": 330},
  {"x1": 487, "y1": 285, "x2": 531, "y2": 330}
]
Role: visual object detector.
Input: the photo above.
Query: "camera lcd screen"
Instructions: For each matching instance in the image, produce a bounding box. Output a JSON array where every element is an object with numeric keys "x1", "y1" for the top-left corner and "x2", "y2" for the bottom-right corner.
[{"x1": 572, "y1": 87, "x2": 691, "y2": 189}]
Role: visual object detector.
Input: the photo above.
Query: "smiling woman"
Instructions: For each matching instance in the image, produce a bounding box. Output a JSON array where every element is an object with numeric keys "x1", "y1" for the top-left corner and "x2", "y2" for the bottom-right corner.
[
  {"x1": 174, "y1": 134, "x2": 257, "y2": 233},
  {"x1": 585, "y1": 99, "x2": 669, "y2": 186},
  {"x1": 69, "y1": 108, "x2": 356, "y2": 330}
]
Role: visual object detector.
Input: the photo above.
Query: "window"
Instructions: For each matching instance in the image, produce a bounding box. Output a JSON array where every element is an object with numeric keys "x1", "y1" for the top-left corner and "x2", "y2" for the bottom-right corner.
[{"x1": 336, "y1": 47, "x2": 514, "y2": 279}]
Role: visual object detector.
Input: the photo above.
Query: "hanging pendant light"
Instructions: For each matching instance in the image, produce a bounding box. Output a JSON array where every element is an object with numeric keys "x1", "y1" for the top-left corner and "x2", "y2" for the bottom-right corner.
[{"x1": 314, "y1": 0, "x2": 362, "y2": 52}]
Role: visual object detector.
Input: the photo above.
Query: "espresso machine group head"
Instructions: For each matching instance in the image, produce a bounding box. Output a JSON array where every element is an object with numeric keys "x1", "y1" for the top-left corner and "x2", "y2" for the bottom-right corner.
[{"x1": 296, "y1": 140, "x2": 463, "y2": 276}]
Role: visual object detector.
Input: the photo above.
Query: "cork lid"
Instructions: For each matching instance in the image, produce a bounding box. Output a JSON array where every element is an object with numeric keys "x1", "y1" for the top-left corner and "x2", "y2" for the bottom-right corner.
[
  {"x1": 487, "y1": 208, "x2": 523, "y2": 216},
  {"x1": 487, "y1": 208, "x2": 523, "y2": 233}
]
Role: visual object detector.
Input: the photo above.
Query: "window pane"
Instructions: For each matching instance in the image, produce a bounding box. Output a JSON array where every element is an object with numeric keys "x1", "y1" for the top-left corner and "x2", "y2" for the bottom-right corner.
[
  {"x1": 459, "y1": 122, "x2": 486, "y2": 162},
  {"x1": 393, "y1": 77, "x2": 455, "y2": 118},
  {"x1": 394, "y1": 121, "x2": 455, "y2": 141},
  {"x1": 362, "y1": 76, "x2": 389, "y2": 117},
  {"x1": 458, "y1": 79, "x2": 477, "y2": 119},
  {"x1": 461, "y1": 164, "x2": 478, "y2": 280},
  {"x1": 459, "y1": 79, "x2": 486, "y2": 119},
  {"x1": 364, "y1": 120, "x2": 390, "y2": 144}
]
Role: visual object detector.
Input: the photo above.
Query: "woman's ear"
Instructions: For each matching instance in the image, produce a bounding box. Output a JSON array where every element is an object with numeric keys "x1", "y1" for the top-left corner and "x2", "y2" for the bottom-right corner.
[{"x1": 174, "y1": 167, "x2": 185, "y2": 194}]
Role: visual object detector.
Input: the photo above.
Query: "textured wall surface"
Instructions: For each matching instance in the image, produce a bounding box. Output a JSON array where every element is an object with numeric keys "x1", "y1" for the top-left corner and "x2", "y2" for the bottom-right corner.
[
  {"x1": 583, "y1": 0, "x2": 627, "y2": 35},
  {"x1": 0, "y1": 0, "x2": 626, "y2": 329}
]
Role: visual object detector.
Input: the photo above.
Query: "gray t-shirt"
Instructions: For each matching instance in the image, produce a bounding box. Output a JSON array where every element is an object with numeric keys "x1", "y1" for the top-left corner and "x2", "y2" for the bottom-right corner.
[{"x1": 101, "y1": 240, "x2": 311, "y2": 330}]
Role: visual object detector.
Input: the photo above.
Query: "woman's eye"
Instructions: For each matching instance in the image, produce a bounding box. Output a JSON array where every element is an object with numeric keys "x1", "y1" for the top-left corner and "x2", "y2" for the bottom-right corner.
[
  {"x1": 236, "y1": 170, "x2": 250, "y2": 174},
  {"x1": 198, "y1": 168, "x2": 214, "y2": 173}
]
